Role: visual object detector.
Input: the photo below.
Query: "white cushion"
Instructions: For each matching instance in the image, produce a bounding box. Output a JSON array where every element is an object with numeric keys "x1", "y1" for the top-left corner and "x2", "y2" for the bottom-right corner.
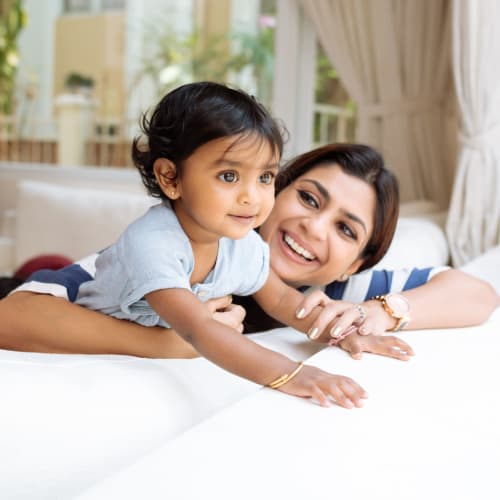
[
  {"x1": 14, "y1": 181, "x2": 155, "y2": 267},
  {"x1": 460, "y1": 244, "x2": 500, "y2": 293},
  {"x1": 375, "y1": 216, "x2": 450, "y2": 269}
]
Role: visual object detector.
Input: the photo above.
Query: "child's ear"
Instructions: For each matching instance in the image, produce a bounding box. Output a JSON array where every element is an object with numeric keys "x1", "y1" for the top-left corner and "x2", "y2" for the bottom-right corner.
[{"x1": 153, "y1": 158, "x2": 180, "y2": 200}]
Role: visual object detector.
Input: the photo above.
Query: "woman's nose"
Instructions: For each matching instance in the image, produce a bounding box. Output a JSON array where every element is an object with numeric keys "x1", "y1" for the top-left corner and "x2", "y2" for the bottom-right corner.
[{"x1": 301, "y1": 214, "x2": 327, "y2": 240}]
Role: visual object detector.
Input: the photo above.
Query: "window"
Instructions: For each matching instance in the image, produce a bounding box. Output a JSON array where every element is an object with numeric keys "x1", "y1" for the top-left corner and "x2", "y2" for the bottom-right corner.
[{"x1": 63, "y1": 0, "x2": 91, "y2": 13}]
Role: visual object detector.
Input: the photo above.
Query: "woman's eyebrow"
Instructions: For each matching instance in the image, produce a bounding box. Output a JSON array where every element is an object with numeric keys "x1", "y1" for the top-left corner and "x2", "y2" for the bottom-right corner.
[
  {"x1": 341, "y1": 210, "x2": 367, "y2": 235},
  {"x1": 302, "y1": 179, "x2": 367, "y2": 234},
  {"x1": 302, "y1": 179, "x2": 330, "y2": 199}
]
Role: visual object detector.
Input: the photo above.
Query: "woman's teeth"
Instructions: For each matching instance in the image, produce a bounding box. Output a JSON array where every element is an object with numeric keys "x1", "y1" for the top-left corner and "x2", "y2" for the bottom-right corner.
[{"x1": 283, "y1": 233, "x2": 314, "y2": 261}]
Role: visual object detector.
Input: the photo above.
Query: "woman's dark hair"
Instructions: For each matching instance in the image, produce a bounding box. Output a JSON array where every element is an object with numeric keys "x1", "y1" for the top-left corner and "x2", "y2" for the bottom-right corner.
[
  {"x1": 132, "y1": 81, "x2": 284, "y2": 200},
  {"x1": 275, "y1": 143, "x2": 399, "y2": 271}
]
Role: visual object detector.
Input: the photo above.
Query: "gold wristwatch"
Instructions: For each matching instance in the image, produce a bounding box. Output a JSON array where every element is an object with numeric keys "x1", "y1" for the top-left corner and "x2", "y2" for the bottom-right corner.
[{"x1": 373, "y1": 293, "x2": 410, "y2": 332}]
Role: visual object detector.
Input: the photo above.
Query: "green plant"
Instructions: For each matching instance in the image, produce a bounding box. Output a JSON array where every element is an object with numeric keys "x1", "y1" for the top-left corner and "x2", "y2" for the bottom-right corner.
[
  {"x1": 65, "y1": 72, "x2": 94, "y2": 89},
  {"x1": 133, "y1": 16, "x2": 275, "y2": 107},
  {"x1": 0, "y1": 0, "x2": 26, "y2": 114}
]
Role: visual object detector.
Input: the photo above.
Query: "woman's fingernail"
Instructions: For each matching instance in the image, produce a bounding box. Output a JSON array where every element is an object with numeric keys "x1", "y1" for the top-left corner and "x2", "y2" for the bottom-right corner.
[
  {"x1": 308, "y1": 327, "x2": 319, "y2": 339},
  {"x1": 296, "y1": 308, "x2": 306, "y2": 319},
  {"x1": 359, "y1": 326, "x2": 367, "y2": 334},
  {"x1": 331, "y1": 326, "x2": 342, "y2": 338}
]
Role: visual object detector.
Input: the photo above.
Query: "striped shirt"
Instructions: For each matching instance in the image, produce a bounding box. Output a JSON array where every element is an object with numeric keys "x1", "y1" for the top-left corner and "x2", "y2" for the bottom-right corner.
[{"x1": 15, "y1": 252, "x2": 448, "y2": 305}]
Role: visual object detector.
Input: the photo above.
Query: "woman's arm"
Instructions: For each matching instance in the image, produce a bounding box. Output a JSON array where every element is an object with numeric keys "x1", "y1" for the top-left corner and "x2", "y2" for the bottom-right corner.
[
  {"x1": 0, "y1": 292, "x2": 244, "y2": 358},
  {"x1": 359, "y1": 269, "x2": 499, "y2": 335}
]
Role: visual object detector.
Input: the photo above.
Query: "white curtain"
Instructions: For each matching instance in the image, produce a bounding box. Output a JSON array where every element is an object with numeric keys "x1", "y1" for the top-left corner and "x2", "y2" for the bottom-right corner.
[
  {"x1": 446, "y1": 0, "x2": 500, "y2": 265},
  {"x1": 299, "y1": 0, "x2": 455, "y2": 208}
]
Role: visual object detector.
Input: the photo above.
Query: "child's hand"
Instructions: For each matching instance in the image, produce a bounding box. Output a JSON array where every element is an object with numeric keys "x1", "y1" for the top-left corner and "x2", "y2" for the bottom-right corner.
[
  {"x1": 339, "y1": 332, "x2": 415, "y2": 361},
  {"x1": 206, "y1": 295, "x2": 246, "y2": 333},
  {"x1": 277, "y1": 364, "x2": 368, "y2": 409}
]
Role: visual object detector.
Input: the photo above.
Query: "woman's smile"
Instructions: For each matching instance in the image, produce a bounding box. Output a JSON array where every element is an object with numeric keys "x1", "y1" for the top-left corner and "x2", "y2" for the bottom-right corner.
[
  {"x1": 280, "y1": 231, "x2": 317, "y2": 263},
  {"x1": 259, "y1": 164, "x2": 375, "y2": 287}
]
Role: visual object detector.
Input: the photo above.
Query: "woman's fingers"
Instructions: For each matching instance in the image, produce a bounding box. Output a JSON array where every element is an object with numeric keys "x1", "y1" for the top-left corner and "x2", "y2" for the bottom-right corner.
[
  {"x1": 212, "y1": 302, "x2": 246, "y2": 332},
  {"x1": 295, "y1": 289, "x2": 332, "y2": 319},
  {"x1": 205, "y1": 295, "x2": 233, "y2": 313}
]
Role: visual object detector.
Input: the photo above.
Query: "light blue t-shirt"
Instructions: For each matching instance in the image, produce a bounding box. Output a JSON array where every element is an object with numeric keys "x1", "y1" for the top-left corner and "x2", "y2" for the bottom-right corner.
[{"x1": 75, "y1": 202, "x2": 270, "y2": 327}]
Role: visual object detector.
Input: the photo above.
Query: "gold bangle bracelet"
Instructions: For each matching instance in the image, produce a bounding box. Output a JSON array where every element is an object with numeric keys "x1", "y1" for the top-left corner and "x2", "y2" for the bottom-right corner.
[{"x1": 268, "y1": 362, "x2": 305, "y2": 389}]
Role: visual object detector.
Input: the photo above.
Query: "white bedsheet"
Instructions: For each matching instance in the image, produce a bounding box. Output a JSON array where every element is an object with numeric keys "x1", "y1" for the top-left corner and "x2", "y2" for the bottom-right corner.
[{"x1": 75, "y1": 309, "x2": 500, "y2": 500}]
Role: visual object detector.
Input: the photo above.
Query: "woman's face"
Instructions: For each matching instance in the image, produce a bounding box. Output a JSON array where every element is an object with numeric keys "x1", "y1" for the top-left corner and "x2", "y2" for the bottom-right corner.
[{"x1": 259, "y1": 164, "x2": 376, "y2": 287}]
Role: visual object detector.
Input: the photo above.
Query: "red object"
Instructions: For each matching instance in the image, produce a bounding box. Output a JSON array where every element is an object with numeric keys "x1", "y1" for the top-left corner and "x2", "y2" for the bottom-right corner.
[{"x1": 13, "y1": 254, "x2": 73, "y2": 281}]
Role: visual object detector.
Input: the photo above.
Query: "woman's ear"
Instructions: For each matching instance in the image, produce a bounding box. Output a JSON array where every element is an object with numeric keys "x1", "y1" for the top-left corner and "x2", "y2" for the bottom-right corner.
[
  {"x1": 344, "y1": 257, "x2": 365, "y2": 278},
  {"x1": 153, "y1": 158, "x2": 180, "y2": 200}
]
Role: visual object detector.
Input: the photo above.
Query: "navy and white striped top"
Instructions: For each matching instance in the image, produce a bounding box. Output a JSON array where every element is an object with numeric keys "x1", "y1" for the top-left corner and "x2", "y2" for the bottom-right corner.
[{"x1": 15, "y1": 252, "x2": 448, "y2": 304}]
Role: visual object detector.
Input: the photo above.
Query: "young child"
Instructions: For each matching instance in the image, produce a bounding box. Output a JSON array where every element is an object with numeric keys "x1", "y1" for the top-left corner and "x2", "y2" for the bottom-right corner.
[{"x1": 69, "y1": 82, "x2": 368, "y2": 408}]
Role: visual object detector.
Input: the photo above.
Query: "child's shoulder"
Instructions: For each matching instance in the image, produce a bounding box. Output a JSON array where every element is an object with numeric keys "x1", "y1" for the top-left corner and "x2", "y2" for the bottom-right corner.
[
  {"x1": 120, "y1": 202, "x2": 189, "y2": 251},
  {"x1": 124, "y1": 202, "x2": 179, "y2": 235}
]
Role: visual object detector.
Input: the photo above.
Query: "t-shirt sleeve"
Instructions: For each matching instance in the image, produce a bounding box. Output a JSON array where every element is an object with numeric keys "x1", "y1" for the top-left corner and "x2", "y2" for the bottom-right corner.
[
  {"x1": 229, "y1": 230, "x2": 270, "y2": 296},
  {"x1": 325, "y1": 266, "x2": 450, "y2": 302},
  {"x1": 116, "y1": 222, "x2": 192, "y2": 311}
]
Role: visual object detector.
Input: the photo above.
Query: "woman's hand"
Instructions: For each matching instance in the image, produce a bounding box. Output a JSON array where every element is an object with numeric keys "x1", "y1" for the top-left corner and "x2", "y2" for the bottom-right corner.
[
  {"x1": 296, "y1": 291, "x2": 397, "y2": 342},
  {"x1": 277, "y1": 363, "x2": 368, "y2": 409},
  {"x1": 339, "y1": 332, "x2": 415, "y2": 361},
  {"x1": 206, "y1": 295, "x2": 246, "y2": 333},
  {"x1": 295, "y1": 290, "x2": 364, "y2": 342}
]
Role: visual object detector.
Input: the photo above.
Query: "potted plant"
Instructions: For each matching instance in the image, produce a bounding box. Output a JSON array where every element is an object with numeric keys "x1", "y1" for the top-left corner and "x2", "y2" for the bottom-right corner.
[{"x1": 64, "y1": 72, "x2": 94, "y2": 97}]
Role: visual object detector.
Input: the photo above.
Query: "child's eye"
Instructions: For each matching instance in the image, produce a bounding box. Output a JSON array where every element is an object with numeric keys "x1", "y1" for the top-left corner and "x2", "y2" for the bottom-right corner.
[
  {"x1": 298, "y1": 189, "x2": 319, "y2": 209},
  {"x1": 338, "y1": 222, "x2": 357, "y2": 240},
  {"x1": 218, "y1": 171, "x2": 238, "y2": 183},
  {"x1": 259, "y1": 171, "x2": 275, "y2": 185}
]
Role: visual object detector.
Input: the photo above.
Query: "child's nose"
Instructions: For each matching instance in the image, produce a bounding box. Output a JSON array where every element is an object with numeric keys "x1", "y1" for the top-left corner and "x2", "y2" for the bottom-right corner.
[{"x1": 237, "y1": 183, "x2": 259, "y2": 205}]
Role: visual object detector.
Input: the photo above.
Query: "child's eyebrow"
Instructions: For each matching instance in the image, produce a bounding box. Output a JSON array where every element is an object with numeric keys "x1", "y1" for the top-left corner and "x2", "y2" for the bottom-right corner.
[{"x1": 213, "y1": 158, "x2": 280, "y2": 170}]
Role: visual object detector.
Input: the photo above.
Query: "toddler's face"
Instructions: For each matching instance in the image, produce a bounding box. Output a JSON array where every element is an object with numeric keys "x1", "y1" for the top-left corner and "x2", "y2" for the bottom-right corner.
[{"x1": 171, "y1": 134, "x2": 280, "y2": 243}]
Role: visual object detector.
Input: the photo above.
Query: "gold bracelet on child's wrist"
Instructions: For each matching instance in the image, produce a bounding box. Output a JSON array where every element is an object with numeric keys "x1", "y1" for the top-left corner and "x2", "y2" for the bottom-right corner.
[{"x1": 267, "y1": 361, "x2": 305, "y2": 389}]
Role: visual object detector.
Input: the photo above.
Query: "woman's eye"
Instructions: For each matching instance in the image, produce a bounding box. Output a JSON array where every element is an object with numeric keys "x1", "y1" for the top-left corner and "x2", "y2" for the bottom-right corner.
[
  {"x1": 339, "y1": 222, "x2": 357, "y2": 240},
  {"x1": 218, "y1": 171, "x2": 238, "y2": 183},
  {"x1": 298, "y1": 190, "x2": 319, "y2": 209},
  {"x1": 259, "y1": 171, "x2": 275, "y2": 185}
]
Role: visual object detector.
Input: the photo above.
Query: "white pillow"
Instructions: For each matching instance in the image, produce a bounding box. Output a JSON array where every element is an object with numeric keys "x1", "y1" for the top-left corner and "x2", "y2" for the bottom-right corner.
[
  {"x1": 15, "y1": 181, "x2": 155, "y2": 266},
  {"x1": 374, "y1": 216, "x2": 450, "y2": 269}
]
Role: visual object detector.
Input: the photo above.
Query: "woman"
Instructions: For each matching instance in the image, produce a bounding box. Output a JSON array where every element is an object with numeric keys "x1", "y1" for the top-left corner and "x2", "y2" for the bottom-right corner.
[{"x1": 0, "y1": 144, "x2": 498, "y2": 359}]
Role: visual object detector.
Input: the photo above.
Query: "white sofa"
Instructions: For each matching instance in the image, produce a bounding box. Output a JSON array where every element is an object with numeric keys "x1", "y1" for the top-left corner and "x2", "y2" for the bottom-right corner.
[
  {"x1": 0, "y1": 161, "x2": 450, "y2": 275},
  {"x1": 2, "y1": 161, "x2": 498, "y2": 500}
]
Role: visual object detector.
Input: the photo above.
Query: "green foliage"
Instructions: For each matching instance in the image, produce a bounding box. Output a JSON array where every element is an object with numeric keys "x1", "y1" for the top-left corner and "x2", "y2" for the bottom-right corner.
[
  {"x1": 0, "y1": 0, "x2": 26, "y2": 114},
  {"x1": 135, "y1": 18, "x2": 274, "y2": 107},
  {"x1": 65, "y1": 72, "x2": 94, "y2": 89}
]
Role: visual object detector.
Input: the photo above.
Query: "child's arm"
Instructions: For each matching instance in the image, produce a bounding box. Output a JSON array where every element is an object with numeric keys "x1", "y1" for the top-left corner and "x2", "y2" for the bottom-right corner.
[{"x1": 145, "y1": 288, "x2": 367, "y2": 408}]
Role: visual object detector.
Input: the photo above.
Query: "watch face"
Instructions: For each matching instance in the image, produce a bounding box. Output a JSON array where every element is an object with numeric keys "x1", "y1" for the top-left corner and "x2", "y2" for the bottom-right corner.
[{"x1": 386, "y1": 294, "x2": 410, "y2": 317}]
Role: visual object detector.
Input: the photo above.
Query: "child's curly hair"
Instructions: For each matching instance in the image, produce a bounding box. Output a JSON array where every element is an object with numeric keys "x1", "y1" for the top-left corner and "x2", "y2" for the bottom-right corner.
[{"x1": 132, "y1": 81, "x2": 285, "y2": 200}]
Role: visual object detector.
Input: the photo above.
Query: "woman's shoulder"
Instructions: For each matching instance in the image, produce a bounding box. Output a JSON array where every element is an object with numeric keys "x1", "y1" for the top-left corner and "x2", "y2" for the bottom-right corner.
[{"x1": 322, "y1": 266, "x2": 448, "y2": 302}]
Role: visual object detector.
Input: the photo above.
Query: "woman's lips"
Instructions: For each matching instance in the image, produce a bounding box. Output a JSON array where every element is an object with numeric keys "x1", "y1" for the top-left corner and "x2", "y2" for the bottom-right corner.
[{"x1": 278, "y1": 230, "x2": 317, "y2": 264}]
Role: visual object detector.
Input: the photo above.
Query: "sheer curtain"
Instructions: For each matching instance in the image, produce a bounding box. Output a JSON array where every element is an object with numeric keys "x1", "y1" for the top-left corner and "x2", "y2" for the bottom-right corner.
[
  {"x1": 299, "y1": 0, "x2": 454, "y2": 207},
  {"x1": 446, "y1": 0, "x2": 500, "y2": 265}
]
